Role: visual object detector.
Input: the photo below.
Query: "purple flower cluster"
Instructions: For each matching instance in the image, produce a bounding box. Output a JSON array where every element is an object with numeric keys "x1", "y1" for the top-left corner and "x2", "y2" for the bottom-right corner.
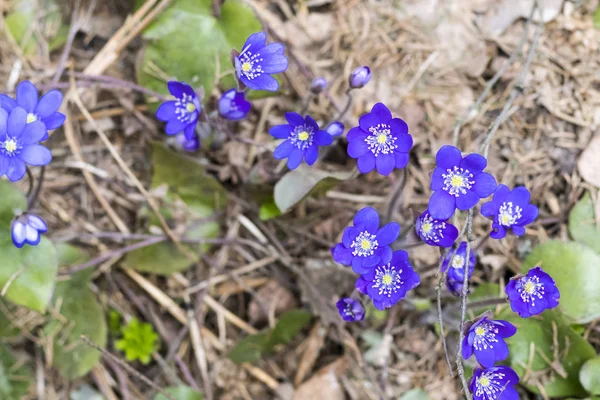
[{"x1": 332, "y1": 207, "x2": 420, "y2": 316}]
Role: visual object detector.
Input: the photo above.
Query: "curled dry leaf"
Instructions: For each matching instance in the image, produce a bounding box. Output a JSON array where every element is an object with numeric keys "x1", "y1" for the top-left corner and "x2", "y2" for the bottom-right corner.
[
  {"x1": 248, "y1": 279, "x2": 298, "y2": 324},
  {"x1": 578, "y1": 136, "x2": 600, "y2": 188}
]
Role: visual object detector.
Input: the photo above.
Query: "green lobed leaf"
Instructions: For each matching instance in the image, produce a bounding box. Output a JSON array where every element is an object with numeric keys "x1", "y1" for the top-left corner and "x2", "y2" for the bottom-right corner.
[
  {"x1": 400, "y1": 389, "x2": 431, "y2": 400},
  {"x1": 274, "y1": 165, "x2": 358, "y2": 213},
  {"x1": 569, "y1": 192, "x2": 600, "y2": 253},
  {"x1": 44, "y1": 271, "x2": 107, "y2": 379},
  {"x1": 123, "y1": 143, "x2": 227, "y2": 274},
  {"x1": 0, "y1": 345, "x2": 33, "y2": 399},
  {"x1": 498, "y1": 308, "x2": 596, "y2": 397},
  {"x1": 522, "y1": 240, "x2": 600, "y2": 323},
  {"x1": 136, "y1": 0, "x2": 262, "y2": 105},
  {"x1": 154, "y1": 386, "x2": 203, "y2": 400},
  {"x1": 581, "y1": 356, "x2": 600, "y2": 395}
]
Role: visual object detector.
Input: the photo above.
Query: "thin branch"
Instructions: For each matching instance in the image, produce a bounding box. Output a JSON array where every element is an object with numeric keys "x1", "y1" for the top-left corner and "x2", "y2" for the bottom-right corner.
[
  {"x1": 452, "y1": 0, "x2": 537, "y2": 146},
  {"x1": 435, "y1": 247, "x2": 454, "y2": 377},
  {"x1": 480, "y1": 0, "x2": 545, "y2": 158}
]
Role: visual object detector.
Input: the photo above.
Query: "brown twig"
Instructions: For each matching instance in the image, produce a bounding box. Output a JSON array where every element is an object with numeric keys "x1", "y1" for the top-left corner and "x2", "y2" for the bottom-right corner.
[{"x1": 80, "y1": 336, "x2": 176, "y2": 400}]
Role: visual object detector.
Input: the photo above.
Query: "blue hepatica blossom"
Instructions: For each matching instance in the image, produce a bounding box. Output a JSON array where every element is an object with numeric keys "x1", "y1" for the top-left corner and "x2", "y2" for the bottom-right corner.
[
  {"x1": 11, "y1": 214, "x2": 47, "y2": 248},
  {"x1": 462, "y1": 316, "x2": 517, "y2": 368},
  {"x1": 470, "y1": 366, "x2": 520, "y2": 400},
  {"x1": 331, "y1": 206, "x2": 400, "y2": 274},
  {"x1": 349, "y1": 66, "x2": 371, "y2": 89},
  {"x1": 0, "y1": 107, "x2": 52, "y2": 182},
  {"x1": 0, "y1": 80, "x2": 65, "y2": 140},
  {"x1": 310, "y1": 77, "x2": 327, "y2": 94},
  {"x1": 218, "y1": 89, "x2": 251, "y2": 121},
  {"x1": 270, "y1": 112, "x2": 333, "y2": 170},
  {"x1": 481, "y1": 185, "x2": 538, "y2": 239},
  {"x1": 156, "y1": 81, "x2": 200, "y2": 139},
  {"x1": 355, "y1": 250, "x2": 420, "y2": 310},
  {"x1": 441, "y1": 241, "x2": 476, "y2": 283},
  {"x1": 336, "y1": 298, "x2": 365, "y2": 322},
  {"x1": 235, "y1": 32, "x2": 288, "y2": 92},
  {"x1": 446, "y1": 277, "x2": 467, "y2": 296},
  {"x1": 415, "y1": 210, "x2": 458, "y2": 247},
  {"x1": 325, "y1": 121, "x2": 344, "y2": 138},
  {"x1": 347, "y1": 103, "x2": 413, "y2": 176},
  {"x1": 506, "y1": 266, "x2": 560, "y2": 318},
  {"x1": 429, "y1": 145, "x2": 497, "y2": 220},
  {"x1": 176, "y1": 132, "x2": 200, "y2": 152}
]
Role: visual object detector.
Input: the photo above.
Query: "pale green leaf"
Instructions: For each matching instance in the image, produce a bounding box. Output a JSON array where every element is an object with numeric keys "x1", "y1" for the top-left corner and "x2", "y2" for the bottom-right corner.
[
  {"x1": 154, "y1": 386, "x2": 203, "y2": 400},
  {"x1": 274, "y1": 165, "x2": 358, "y2": 213},
  {"x1": 569, "y1": 192, "x2": 600, "y2": 253},
  {"x1": 522, "y1": 240, "x2": 600, "y2": 323},
  {"x1": 0, "y1": 345, "x2": 33, "y2": 399},
  {"x1": 581, "y1": 356, "x2": 600, "y2": 395},
  {"x1": 136, "y1": 0, "x2": 262, "y2": 104},
  {"x1": 44, "y1": 272, "x2": 107, "y2": 379},
  {"x1": 499, "y1": 308, "x2": 595, "y2": 397},
  {"x1": 400, "y1": 389, "x2": 431, "y2": 400}
]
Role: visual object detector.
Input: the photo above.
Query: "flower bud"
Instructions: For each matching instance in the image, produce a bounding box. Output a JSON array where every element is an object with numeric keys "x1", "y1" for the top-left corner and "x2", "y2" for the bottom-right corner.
[
  {"x1": 310, "y1": 77, "x2": 327, "y2": 94},
  {"x1": 325, "y1": 121, "x2": 344, "y2": 137},
  {"x1": 349, "y1": 66, "x2": 371, "y2": 89}
]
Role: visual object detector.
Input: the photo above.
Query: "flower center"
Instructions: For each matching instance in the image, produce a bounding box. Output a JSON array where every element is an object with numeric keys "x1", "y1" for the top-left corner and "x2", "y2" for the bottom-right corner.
[
  {"x1": 365, "y1": 123, "x2": 397, "y2": 157},
  {"x1": 175, "y1": 93, "x2": 198, "y2": 124},
  {"x1": 237, "y1": 45, "x2": 264, "y2": 80},
  {"x1": 419, "y1": 213, "x2": 446, "y2": 243},
  {"x1": 26, "y1": 113, "x2": 38, "y2": 124},
  {"x1": 498, "y1": 201, "x2": 522, "y2": 227},
  {"x1": 451, "y1": 255, "x2": 465, "y2": 269},
  {"x1": 344, "y1": 304, "x2": 356, "y2": 317},
  {"x1": 442, "y1": 166, "x2": 475, "y2": 197},
  {"x1": 290, "y1": 125, "x2": 314, "y2": 150},
  {"x1": 373, "y1": 264, "x2": 403, "y2": 297},
  {"x1": 518, "y1": 276, "x2": 545, "y2": 306},
  {"x1": 475, "y1": 371, "x2": 506, "y2": 399},
  {"x1": 472, "y1": 321, "x2": 499, "y2": 351},
  {"x1": 1, "y1": 137, "x2": 20, "y2": 156},
  {"x1": 351, "y1": 231, "x2": 378, "y2": 257}
]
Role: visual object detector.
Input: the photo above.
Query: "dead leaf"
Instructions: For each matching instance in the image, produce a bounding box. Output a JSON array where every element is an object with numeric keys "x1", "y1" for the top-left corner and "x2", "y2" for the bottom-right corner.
[
  {"x1": 476, "y1": 0, "x2": 564, "y2": 36},
  {"x1": 294, "y1": 322, "x2": 328, "y2": 385},
  {"x1": 578, "y1": 136, "x2": 600, "y2": 188},
  {"x1": 248, "y1": 279, "x2": 297, "y2": 324},
  {"x1": 293, "y1": 358, "x2": 347, "y2": 400}
]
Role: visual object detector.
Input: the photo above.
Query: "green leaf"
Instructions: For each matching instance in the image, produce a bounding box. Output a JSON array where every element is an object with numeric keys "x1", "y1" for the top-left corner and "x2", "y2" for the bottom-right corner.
[
  {"x1": 268, "y1": 309, "x2": 312, "y2": 347},
  {"x1": 115, "y1": 318, "x2": 159, "y2": 365},
  {"x1": 400, "y1": 389, "x2": 431, "y2": 400},
  {"x1": 154, "y1": 386, "x2": 203, "y2": 400},
  {"x1": 581, "y1": 356, "x2": 600, "y2": 395},
  {"x1": 569, "y1": 192, "x2": 600, "y2": 253},
  {"x1": 228, "y1": 309, "x2": 311, "y2": 365},
  {"x1": 55, "y1": 243, "x2": 90, "y2": 267},
  {"x1": 0, "y1": 345, "x2": 33, "y2": 399},
  {"x1": 44, "y1": 272, "x2": 107, "y2": 379},
  {"x1": 523, "y1": 240, "x2": 600, "y2": 323},
  {"x1": 274, "y1": 165, "x2": 358, "y2": 213},
  {"x1": 136, "y1": 0, "x2": 262, "y2": 105},
  {"x1": 259, "y1": 201, "x2": 281, "y2": 221},
  {"x1": 595, "y1": 4, "x2": 600, "y2": 29},
  {"x1": 123, "y1": 143, "x2": 227, "y2": 274},
  {"x1": 499, "y1": 308, "x2": 596, "y2": 397},
  {"x1": 227, "y1": 333, "x2": 269, "y2": 364},
  {"x1": 5, "y1": 0, "x2": 66, "y2": 55}
]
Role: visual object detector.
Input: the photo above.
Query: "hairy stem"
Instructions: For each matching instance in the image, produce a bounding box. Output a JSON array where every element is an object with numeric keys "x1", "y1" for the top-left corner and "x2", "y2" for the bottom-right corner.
[{"x1": 27, "y1": 166, "x2": 45, "y2": 210}]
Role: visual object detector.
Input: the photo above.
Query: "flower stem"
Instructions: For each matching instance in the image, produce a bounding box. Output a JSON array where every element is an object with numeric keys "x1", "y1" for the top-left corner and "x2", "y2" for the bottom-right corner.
[{"x1": 27, "y1": 166, "x2": 45, "y2": 210}]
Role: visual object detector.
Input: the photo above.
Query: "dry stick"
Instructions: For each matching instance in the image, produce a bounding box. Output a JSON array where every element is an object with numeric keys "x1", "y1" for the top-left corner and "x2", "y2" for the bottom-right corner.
[
  {"x1": 456, "y1": 210, "x2": 474, "y2": 399},
  {"x1": 481, "y1": 1, "x2": 544, "y2": 158},
  {"x1": 80, "y1": 336, "x2": 177, "y2": 400},
  {"x1": 452, "y1": 0, "x2": 537, "y2": 147}
]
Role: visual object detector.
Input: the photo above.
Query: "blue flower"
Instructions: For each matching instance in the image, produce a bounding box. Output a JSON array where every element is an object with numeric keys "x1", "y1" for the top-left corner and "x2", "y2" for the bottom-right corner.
[
  {"x1": 415, "y1": 210, "x2": 458, "y2": 247},
  {"x1": 347, "y1": 103, "x2": 413, "y2": 176},
  {"x1": 270, "y1": 112, "x2": 333, "y2": 170},
  {"x1": 218, "y1": 89, "x2": 251, "y2": 121},
  {"x1": 506, "y1": 266, "x2": 559, "y2": 318},
  {"x1": 358, "y1": 250, "x2": 420, "y2": 310},
  {"x1": 331, "y1": 207, "x2": 400, "y2": 274},
  {"x1": 470, "y1": 366, "x2": 519, "y2": 400},
  {"x1": 462, "y1": 316, "x2": 517, "y2": 368},
  {"x1": 481, "y1": 185, "x2": 538, "y2": 239},
  {"x1": 11, "y1": 213, "x2": 47, "y2": 248},
  {"x1": 156, "y1": 81, "x2": 200, "y2": 139},
  {"x1": 310, "y1": 77, "x2": 327, "y2": 94},
  {"x1": 235, "y1": 32, "x2": 288, "y2": 92},
  {"x1": 446, "y1": 277, "x2": 467, "y2": 296},
  {"x1": 441, "y1": 241, "x2": 476, "y2": 284},
  {"x1": 428, "y1": 145, "x2": 497, "y2": 220},
  {"x1": 349, "y1": 66, "x2": 371, "y2": 89},
  {"x1": 325, "y1": 121, "x2": 344, "y2": 137},
  {"x1": 336, "y1": 298, "x2": 365, "y2": 322},
  {"x1": 176, "y1": 132, "x2": 200, "y2": 152},
  {"x1": 0, "y1": 107, "x2": 52, "y2": 182},
  {"x1": 0, "y1": 80, "x2": 65, "y2": 140}
]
